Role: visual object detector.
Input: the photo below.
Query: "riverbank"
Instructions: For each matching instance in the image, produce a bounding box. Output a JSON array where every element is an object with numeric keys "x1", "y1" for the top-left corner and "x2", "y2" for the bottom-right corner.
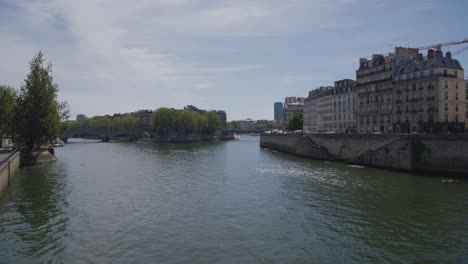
[
  {"x1": 260, "y1": 133, "x2": 468, "y2": 177},
  {"x1": 0, "y1": 150, "x2": 20, "y2": 197}
]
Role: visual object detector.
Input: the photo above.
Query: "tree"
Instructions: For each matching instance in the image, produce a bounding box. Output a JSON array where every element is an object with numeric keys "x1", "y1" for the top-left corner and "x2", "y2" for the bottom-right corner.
[
  {"x1": 151, "y1": 108, "x2": 175, "y2": 138},
  {"x1": 198, "y1": 115, "x2": 208, "y2": 134},
  {"x1": 111, "y1": 116, "x2": 139, "y2": 131},
  {"x1": 288, "y1": 112, "x2": 303, "y2": 131},
  {"x1": 0, "y1": 86, "x2": 17, "y2": 147},
  {"x1": 206, "y1": 112, "x2": 220, "y2": 134},
  {"x1": 227, "y1": 121, "x2": 239, "y2": 130},
  {"x1": 16, "y1": 51, "x2": 63, "y2": 149},
  {"x1": 89, "y1": 118, "x2": 111, "y2": 131}
]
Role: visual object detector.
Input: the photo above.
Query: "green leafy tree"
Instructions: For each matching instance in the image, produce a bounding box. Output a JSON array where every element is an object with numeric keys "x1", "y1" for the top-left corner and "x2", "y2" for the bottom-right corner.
[
  {"x1": 16, "y1": 52, "x2": 63, "y2": 149},
  {"x1": 112, "y1": 116, "x2": 139, "y2": 131},
  {"x1": 198, "y1": 115, "x2": 208, "y2": 133},
  {"x1": 227, "y1": 121, "x2": 239, "y2": 130},
  {"x1": 206, "y1": 112, "x2": 220, "y2": 134},
  {"x1": 123, "y1": 116, "x2": 139, "y2": 130},
  {"x1": 89, "y1": 118, "x2": 111, "y2": 131},
  {"x1": 288, "y1": 112, "x2": 303, "y2": 131},
  {"x1": 0, "y1": 86, "x2": 17, "y2": 146},
  {"x1": 151, "y1": 108, "x2": 175, "y2": 138},
  {"x1": 58, "y1": 101, "x2": 71, "y2": 137}
]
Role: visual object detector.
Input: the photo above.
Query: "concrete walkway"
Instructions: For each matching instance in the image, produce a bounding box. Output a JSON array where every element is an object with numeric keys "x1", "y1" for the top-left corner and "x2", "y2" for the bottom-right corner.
[{"x1": 0, "y1": 150, "x2": 13, "y2": 163}]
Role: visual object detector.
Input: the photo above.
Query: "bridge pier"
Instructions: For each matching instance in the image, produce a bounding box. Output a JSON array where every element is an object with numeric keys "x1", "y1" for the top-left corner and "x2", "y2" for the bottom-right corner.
[{"x1": 102, "y1": 136, "x2": 110, "y2": 142}]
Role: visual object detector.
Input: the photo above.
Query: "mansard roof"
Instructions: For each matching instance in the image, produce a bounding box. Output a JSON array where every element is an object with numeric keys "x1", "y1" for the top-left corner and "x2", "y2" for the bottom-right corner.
[{"x1": 397, "y1": 57, "x2": 463, "y2": 75}]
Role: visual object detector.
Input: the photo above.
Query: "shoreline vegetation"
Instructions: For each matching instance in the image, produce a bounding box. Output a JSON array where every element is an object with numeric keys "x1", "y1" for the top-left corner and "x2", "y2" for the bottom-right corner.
[
  {"x1": 66, "y1": 107, "x2": 221, "y2": 141},
  {"x1": 1, "y1": 51, "x2": 224, "y2": 166},
  {"x1": 0, "y1": 51, "x2": 70, "y2": 165}
]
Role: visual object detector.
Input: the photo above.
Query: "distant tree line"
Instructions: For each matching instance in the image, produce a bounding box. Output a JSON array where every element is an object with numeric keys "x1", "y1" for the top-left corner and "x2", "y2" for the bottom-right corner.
[
  {"x1": 0, "y1": 51, "x2": 70, "y2": 149},
  {"x1": 151, "y1": 107, "x2": 220, "y2": 138},
  {"x1": 66, "y1": 115, "x2": 140, "y2": 132}
]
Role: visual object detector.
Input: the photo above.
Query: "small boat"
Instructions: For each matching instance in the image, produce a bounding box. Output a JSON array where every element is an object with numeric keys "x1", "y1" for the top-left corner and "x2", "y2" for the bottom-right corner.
[{"x1": 52, "y1": 139, "x2": 65, "y2": 147}]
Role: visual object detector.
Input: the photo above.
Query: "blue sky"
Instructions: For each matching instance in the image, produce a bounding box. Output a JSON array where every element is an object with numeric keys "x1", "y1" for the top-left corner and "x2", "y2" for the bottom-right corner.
[{"x1": 0, "y1": 0, "x2": 467, "y2": 121}]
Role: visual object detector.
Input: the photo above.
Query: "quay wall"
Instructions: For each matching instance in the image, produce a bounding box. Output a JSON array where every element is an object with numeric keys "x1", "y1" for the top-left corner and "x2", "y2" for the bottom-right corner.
[
  {"x1": 260, "y1": 133, "x2": 468, "y2": 176},
  {"x1": 0, "y1": 151, "x2": 20, "y2": 197}
]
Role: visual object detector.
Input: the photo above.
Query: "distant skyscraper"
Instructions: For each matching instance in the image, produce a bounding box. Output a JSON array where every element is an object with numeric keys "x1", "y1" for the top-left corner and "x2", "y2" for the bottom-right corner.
[{"x1": 274, "y1": 102, "x2": 283, "y2": 121}]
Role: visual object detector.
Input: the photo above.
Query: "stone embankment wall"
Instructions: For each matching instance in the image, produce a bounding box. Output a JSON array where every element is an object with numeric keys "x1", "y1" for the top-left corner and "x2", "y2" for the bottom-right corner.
[
  {"x1": 260, "y1": 133, "x2": 468, "y2": 176},
  {"x1": 0, "y1": 151, "x2": 20, "y2": 197}
]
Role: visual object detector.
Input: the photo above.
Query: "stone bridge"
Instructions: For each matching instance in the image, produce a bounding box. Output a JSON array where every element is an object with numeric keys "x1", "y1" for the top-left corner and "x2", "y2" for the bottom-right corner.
[
  {"x1": 63, "y1": 127, "x2": 146, "y2": 142},
  {"x1": 221, "y1": 129, "x2": 263, "y2": 134}
]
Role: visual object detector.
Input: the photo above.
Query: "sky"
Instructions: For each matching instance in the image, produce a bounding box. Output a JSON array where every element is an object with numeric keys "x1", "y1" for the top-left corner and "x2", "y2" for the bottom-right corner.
[{"x1": 0, "y1": 0, "x2": 467, "y2": 121}]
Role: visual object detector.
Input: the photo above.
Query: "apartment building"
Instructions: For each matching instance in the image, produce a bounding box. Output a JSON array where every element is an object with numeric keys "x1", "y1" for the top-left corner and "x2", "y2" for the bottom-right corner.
[
  {"x1": 303, "y1": 86, "x2": 333, "y2": 132},
  {"x1": 283, "y1": 97, "x2": 305, "y2": 127},
  {"x1": 393, "y1": 50, "x2": 465, "y2": 133},
  {"x1": 465, "y1": 79, "x2": 468, "y2": 131},
  {"x1": 355, "y1": 47, "x2": 465, "y2": 133},
  {"x1": 333, "y1": 79, "x2": 357, "y2": 133},
  {"x1": 303, "y1": 80, "x2": 356, "y2": 133},
  {"x1": 355, "y1": 51, "x2": 399, "y2": 133}
]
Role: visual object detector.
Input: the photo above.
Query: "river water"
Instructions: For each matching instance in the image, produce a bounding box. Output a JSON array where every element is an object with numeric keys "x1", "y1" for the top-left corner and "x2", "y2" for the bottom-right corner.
[{"x1": 0, "y1": 137, "x2": 467, "y2": 263}]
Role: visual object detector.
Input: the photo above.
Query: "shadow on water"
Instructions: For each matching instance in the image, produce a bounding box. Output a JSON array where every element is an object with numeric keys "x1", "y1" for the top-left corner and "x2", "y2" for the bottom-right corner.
[{"x1": 0, "y1": 162, "x2": 69, "y2": 262}]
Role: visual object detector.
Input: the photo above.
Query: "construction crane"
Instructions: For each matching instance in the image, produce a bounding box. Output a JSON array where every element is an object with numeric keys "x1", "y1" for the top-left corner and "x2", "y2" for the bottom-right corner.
[
  {"x1": 453, "y1": 45, "x2": 468, "y2": 55},
  {"x1": 416, "y1": 38, "x2": 468, "y2": 50}
]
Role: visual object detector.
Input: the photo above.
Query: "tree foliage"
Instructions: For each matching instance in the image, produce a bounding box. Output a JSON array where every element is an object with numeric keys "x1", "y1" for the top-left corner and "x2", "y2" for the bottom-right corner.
[
  {"x1": 112, "y1": 116, "x2": 139, "y2": 131},
  {"x1": 288, "y1": 112, "x2": 303, "y2": 131},
  {"x1": 151, "y1": 108, "x2": 221, "y2": 138},
  {"x1": 66, "y1": 115, "x2": 139, "y2": 132},
  {"x1": 0, "y1": 86, "x2": 17, "y2": 140},
  {"x1": 15, "y1": 51, "x2": 63, "y2": 149},
  {"x1": 151, "y1": 107, "x2": 174, "y2": 137}
]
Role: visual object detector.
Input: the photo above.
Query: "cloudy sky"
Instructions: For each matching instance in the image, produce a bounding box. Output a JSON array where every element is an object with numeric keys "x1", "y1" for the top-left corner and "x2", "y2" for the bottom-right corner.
[{"x1": 0, "y1": 0, "x2": 467, "y2": 120}]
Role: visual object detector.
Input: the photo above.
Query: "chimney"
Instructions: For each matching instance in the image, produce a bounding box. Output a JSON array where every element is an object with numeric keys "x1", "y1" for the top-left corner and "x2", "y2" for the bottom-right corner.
[
  {"x1": 446, "y1": 51, "x2": 452, "y2": 59},
  {"x1": 428, "y1": 49, "x2": 435, "y2": 59},
  {"x1": 417, "y1": 53, "x2": 424, "y2": 61},
  {"x1": 435, "y1": 49, "x2": 443, "y2": 58}
]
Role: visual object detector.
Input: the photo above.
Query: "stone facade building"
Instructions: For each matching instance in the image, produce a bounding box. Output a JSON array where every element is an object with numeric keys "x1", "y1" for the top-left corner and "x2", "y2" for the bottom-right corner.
[
  {"x1": 355, "y1": 51, "x2": 399, "y2": 133},
  {"x1": 333, "y1": 79, "x2": 357, "y2": 133},
  {"x1": 393, "y1": 50, "x2": 465, "y2": 133},
  {"x1": 356, "y1": 47, "x2": 466, "y2": 133},
  {"x1": 303, "y1": 86, "x2": 333, "y2": 132},
  {"x1": 303, "y1": 80, "x2": 356, "y2": 133},
  {"x1": 465, "y1": 79, "x2": 468, "y2": 131},
  {"x1": 134, "y1": 110, "x2": 153, "y2": 130},
  {"x1": 283, "y1": 97, "x2": 304, "y2": 128}
]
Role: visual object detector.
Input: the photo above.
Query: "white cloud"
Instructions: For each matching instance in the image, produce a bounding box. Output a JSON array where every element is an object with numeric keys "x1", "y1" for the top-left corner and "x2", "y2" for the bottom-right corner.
[{"x1": 1, "y1": 0, "x2": 454, "y2": 120}]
